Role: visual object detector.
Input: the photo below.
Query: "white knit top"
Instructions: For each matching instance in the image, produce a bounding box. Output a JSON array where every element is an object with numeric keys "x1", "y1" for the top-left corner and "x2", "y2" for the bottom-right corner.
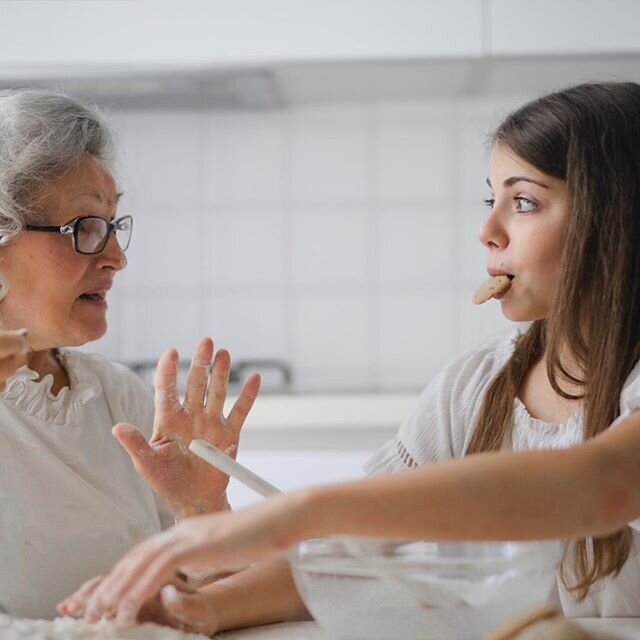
[{"x1": 365, "y1": 325, "x2": 640, "y2": 617}]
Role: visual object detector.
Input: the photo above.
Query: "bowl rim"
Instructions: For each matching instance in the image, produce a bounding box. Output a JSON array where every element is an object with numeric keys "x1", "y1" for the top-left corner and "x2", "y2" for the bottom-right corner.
[{"x1": 289, "y1": 536, "x2": 563, "y2": 574}]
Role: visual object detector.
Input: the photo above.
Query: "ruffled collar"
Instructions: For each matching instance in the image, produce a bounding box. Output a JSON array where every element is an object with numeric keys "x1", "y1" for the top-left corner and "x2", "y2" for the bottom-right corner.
[
  {"x1": 512, "y1": 397, "x2": 584, "y2": 450},
  {"x1": 1, "y1": 350, "x2": 102, "y2": 426}
]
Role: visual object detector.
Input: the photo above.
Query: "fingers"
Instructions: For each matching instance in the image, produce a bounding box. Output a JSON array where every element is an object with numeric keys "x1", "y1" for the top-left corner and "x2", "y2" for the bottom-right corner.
[
  {"x1": 154, "y1": 348, "x2": 182, "y2": 413},
  {"x1": 184, "y1": 338, "x2": 214, "y2": 411},
  {"x1": 84, "y1": 532, "x2": 176, "y2": 623},
  {"x1": 206, "y1": 349, "x2": 231, "y2": 416},
  {"x1": 112, "y1": 423, "x2": 155, "y2": 476},
  {"x1": 227, "y1": 372, "x2": 261, "y2": 431},
  {"x1": 84, "y1": 503, "x2": 286, "y2": 625},
  {"x1": 160, "y1": 585, "x2": 218, "y2": 635},
  {"x1": 57, "y1": 575, "x2": 103, "y2": 618}
]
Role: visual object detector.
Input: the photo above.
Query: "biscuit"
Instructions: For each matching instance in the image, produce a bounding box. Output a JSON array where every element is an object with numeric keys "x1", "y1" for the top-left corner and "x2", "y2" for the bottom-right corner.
[{"x1": 473, "y1": 275, "x2": 512, "y2": 305}]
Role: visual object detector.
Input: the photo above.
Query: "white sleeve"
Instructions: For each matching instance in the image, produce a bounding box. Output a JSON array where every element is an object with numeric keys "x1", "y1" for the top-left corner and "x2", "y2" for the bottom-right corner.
[
  {"x1": 364, "y1": 327, "x2": 520, "y2": 476},
  {"x1": 618, "y1": 360, "x2": 640, "y2": 423},
  {"x1": 363, "y1": 364, "x2": 465, "y2": 476},
  {"x1": 611, "y1": 360, "x2": 640, "y2": 530}
]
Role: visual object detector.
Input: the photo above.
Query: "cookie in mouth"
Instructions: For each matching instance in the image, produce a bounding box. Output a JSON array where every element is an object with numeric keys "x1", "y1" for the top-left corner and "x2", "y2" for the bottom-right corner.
[{"x1": 472, "y1": 274, "x2": 514, "y2": 305}]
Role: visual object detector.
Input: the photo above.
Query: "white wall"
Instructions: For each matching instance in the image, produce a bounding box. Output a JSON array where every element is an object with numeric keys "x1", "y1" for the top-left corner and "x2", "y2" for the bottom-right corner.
[{"x1": 85, "y1": 96, "x2": 524, "y2": 391}]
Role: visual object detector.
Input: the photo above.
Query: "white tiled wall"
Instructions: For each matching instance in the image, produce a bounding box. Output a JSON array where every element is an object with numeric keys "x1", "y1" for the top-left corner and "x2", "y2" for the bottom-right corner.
[{"x1": 87, "y1": 96, "x2": 527, "y2": 391}]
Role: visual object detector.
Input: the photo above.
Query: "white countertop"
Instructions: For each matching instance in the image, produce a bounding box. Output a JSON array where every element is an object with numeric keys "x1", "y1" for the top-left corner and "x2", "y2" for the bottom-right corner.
[
  {"x1": 217, "y1": 619, "x2": 640, "y2": 639},
  {"x1": 226, "y1": 393, "x2": 417, "y2": 450},
  {"x1": 236, "y1": 393, "x2": 417, "y2": 429}
]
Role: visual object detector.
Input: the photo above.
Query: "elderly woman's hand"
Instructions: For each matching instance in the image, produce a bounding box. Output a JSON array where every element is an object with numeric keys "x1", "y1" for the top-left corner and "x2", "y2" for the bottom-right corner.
[
  {"x1": 113, "y1": 337, "x2": 261, "y2": 518},
  {"x1": 59, "y1": 573, "x2": 222, "y2": 636},
  {"x1": 0, "y1": 329, "x2": 29, "y2": 392},
  {"x1": 82, "y1": 491, "x2": 309, "y2": 624}
]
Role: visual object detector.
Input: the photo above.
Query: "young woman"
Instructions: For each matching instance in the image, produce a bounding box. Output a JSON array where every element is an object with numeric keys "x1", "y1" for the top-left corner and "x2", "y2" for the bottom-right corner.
[{"x1": 67, "y1": 81, "x2": 640, "y2": 628}]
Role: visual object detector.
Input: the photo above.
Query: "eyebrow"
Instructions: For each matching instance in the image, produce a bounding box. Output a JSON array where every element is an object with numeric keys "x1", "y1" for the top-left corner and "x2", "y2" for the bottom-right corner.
[
  {"x1": 486, "y1": 176, "x2": 550, "y2": 189},
  {"x1": 71, "y1": 191, "x2": 124, "y2": 203}
]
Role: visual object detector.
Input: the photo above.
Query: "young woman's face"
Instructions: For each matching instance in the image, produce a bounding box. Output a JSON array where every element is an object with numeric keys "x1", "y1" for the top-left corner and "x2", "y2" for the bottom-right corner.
[{"x1": 480, "y1": 144, "x2": 568, "y2": 322}]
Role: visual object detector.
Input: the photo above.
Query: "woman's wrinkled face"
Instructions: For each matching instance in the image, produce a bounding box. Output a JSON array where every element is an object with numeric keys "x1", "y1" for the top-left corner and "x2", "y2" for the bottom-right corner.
[
  {"x1": 480, "y1": 144, "x2": 568, "y2": 322},
  {"x1": 0, "y1": 154, "x2": 126, "y2": 349}
]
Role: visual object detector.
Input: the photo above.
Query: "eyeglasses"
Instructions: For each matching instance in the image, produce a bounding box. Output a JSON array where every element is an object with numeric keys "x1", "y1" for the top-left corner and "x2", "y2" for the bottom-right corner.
[{"x1": 24, "y1": 215, "x2": 133, "y2": 255}]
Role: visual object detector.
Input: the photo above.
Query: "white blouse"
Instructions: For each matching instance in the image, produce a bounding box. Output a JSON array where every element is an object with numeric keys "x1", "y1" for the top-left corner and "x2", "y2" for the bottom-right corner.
[
  {"x1": 365, "y1": 325, "x2": 640, "y2": 617},
  {"x1": 0, "y1": 351, "x2": 173, "y2": 620}
]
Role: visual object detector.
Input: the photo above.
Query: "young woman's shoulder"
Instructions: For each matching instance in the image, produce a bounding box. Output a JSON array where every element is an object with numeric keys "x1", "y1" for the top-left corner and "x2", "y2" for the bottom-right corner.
[
  {"x1": 441, "y1": 323, "x2": 527, "y2": 394},
  {"x1": 365, "y1": 324, "x2": 527, "y2": 474},
  {"x1": 414, "y1": 323, "x2": 525, "y2": 424}
]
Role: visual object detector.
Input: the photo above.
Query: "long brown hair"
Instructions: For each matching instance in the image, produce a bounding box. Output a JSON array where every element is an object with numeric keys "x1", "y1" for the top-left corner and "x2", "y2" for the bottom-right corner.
[{"x1": 466, "y1": 83, "x2": 640, "y2": 599}]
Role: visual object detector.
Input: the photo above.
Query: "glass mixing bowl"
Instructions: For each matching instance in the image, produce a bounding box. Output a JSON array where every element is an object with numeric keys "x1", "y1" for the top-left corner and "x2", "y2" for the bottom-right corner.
[{"x1": 288, "y1": 537, "x2": 562, "y2": 640}]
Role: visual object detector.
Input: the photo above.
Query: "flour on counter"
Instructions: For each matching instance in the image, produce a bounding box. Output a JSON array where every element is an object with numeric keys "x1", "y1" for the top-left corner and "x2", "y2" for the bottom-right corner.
[{"x1": 0, "y1": 614, "x2": 210, "y2": 639}]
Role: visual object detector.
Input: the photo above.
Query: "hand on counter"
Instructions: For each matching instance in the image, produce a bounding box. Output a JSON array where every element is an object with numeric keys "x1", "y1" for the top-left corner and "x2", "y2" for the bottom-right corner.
[
  {"x1": 113, "y1": 337, "x2": 261, "y2": 518},
  {"x1": 80, "y1": 491, "x2": 309, "y2": 624},
  {"x1": 58, "y1": 573, "x2": 222, "y2": 636}
]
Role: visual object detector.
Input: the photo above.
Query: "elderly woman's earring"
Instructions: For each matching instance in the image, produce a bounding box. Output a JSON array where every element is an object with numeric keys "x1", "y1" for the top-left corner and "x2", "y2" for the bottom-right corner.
[{"x1": 0, "y1": 273, "x2": 10, "y2": 302}]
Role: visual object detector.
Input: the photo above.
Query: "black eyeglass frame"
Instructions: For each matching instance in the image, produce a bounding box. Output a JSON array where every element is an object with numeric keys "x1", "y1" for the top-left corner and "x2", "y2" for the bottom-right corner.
[{"x1": 24, "y1": 215, "x2": 133, "y2": 255}]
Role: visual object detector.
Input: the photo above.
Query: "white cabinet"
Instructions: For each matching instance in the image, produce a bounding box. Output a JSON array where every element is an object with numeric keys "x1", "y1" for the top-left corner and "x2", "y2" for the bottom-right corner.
[
  {"x1": 0, "y1": 1, "x2": 484, "y2": 75},
  {"x1": 1, "y1": 1, "x2": 637, "y2": 83},
  {"x1": 490, "y1": 0, "x2": 640, "y2": 56}
]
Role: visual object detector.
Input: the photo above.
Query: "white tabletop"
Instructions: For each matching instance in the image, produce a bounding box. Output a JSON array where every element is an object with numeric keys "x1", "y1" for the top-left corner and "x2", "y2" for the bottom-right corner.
[
  {"x1": 218, "y1": 623, "x2": 324, "y2": 640},
  {"x1": 217, "y1": 618, "x2": 640, "y2": 640},
  {"x1": 580, "y1": 618, "x2": 640, "y2": 638}
]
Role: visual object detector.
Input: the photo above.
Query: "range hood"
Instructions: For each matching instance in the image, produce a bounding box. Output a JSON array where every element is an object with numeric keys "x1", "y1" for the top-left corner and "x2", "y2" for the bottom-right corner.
[
  {"x1": 3, "y1": 54, "x2": 640, "y2": 110},
  {"x1": 0, "y1": 69, "x2": 282, "y2": 110}
]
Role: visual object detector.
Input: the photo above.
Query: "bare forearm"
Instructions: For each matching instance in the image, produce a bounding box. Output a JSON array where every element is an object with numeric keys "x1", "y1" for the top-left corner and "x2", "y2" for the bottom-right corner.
[
  {"x1": 202, "y1": 555, "x2": 310, "y2": 631},
  {"x1": 299, "y1": 431, "x2": 640, "y2": 544}
]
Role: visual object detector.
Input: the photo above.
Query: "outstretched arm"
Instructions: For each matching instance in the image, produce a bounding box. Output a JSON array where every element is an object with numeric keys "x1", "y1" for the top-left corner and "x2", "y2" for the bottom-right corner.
[{"x1": 85, "y1": 409, "x2": 640, "y2": 624}]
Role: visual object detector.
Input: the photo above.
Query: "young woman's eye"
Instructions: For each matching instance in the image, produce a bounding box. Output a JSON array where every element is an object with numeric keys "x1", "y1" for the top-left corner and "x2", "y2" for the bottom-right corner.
[
  {"x1": 482, "y1": 197, "x2": 495, "y2": 209},
  {"x1": 514, "y1": 195, "x2": 538, "y2": 213}
]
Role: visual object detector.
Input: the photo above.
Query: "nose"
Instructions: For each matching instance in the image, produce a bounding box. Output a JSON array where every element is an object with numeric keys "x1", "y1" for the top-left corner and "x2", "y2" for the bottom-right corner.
[
  {"x1": 478, "y1": 205, "x2": 508, "y2": 250},
  {"x1": 96, "y1": 232, "x2": 127, "y2": 271}
]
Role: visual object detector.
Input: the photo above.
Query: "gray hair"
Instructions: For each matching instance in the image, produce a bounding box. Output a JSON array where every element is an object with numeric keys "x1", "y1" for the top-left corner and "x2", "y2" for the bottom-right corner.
[{"x1": 0, "y1": 89, "x2": 114, "y2": 243}]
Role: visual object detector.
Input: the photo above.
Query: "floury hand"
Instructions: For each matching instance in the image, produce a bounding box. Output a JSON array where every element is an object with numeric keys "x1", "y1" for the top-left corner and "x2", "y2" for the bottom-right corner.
[{"x1": 112, "y1": 337, "x2": 261, "y2": 519}]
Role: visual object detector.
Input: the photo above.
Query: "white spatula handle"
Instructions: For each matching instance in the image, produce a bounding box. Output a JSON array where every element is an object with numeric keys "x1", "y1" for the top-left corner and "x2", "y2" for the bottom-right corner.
[{"x1": 189, "y1": 439, "x2": 281, "y2": 498}]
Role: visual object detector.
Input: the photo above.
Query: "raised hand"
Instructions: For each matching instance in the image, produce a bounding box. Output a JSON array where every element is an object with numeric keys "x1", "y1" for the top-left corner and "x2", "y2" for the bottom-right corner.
[{"x1": 113, "y1": 337, "x2": 261, "y2": 518}]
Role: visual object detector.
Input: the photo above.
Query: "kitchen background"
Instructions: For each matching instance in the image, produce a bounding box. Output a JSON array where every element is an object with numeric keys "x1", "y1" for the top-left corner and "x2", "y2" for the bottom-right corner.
[
  {"x1": 2, "y1": 0, "x2": 640, "y2": 506},
  {"x1": 92, "y1": 95, "x2": 515, "y2": 389}
]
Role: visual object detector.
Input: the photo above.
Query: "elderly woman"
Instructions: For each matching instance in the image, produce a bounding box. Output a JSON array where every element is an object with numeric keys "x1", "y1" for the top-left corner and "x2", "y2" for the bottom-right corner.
[{"x1": 0, "y1": 89, "x2": 260, "y2": 619}]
